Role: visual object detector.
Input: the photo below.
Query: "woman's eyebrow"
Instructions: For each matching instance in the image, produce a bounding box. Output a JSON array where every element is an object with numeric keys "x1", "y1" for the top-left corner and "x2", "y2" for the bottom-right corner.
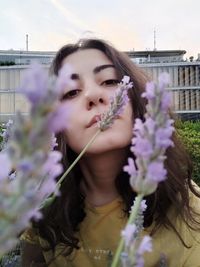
[
  {"x1": 69, "y1": 64, "x2": 115, "y2": 80},
  {"x1": 93, "y1": 64, "x2": 115, "y2": 74}
]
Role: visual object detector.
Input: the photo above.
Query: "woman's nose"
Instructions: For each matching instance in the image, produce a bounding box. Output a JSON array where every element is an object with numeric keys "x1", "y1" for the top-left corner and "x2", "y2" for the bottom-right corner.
[{"x1": 85, "y1": 86, "x2": 108, "y2": 110}]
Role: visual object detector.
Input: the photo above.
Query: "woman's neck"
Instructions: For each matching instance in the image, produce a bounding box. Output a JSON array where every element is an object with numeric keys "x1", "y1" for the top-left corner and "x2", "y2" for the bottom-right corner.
[{"x1": 79, "y1": 148, "x2": 128, "y2": 206}]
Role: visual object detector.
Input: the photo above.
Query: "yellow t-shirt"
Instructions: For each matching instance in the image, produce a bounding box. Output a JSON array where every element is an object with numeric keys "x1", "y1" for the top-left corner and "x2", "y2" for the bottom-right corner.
[{"x1": 21, "y1": 193, "x2": 200, "y2": 267}]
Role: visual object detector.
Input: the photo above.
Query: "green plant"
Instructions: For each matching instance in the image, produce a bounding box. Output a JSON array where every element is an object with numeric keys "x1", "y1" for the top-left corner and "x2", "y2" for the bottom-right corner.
[
  {"x1": 176, "y1": 120, "x2": 200, "y2": 185},
  {"x1": 0, "y1": 124, "x2": 4, "y2": 148},
  {"x1": 0, "y1": 244, "x2": 21, "y2": 267},
  {"x1": 0, "y1": 61, "x2": 15, "y2": 66}
]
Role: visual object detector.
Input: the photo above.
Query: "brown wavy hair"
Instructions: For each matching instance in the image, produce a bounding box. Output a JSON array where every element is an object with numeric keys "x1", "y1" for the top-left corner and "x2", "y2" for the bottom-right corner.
[{"x1": 33, "y1": 38, "x2": 200, "y2": 260}]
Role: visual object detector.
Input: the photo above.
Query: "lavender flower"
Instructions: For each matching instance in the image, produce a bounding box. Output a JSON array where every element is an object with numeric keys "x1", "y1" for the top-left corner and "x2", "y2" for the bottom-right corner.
[
  {"x1": 98, "y1": 76, "x2": 132, "y2": 131},
  {"x1": 135, "y1": 236, "x2": 152, "y2": 267},
  {"x1": 137, "y1": 236, "x2": 152, "y2": 256},
  {"x1": 121, "y1": 224, "x2": 137, "y2": 247},
  {"x1": 112, "y1": 73, "x2": 174, "y2": 267},
  {"x1": 0, "y1": 68, "x2": 132, "y2": 255},
  {"x1": 119, "y1": 199, "x2": 152, "y2": 267},
  {"x1": 47, "y1": 102, "x2": 70, "y2": 132},
  {"x1": 19, "y1": 63, "x2": 49, "y2": 105},
  {"x1": 124, "y1": 72, "x2": 174, "y2": 195},
  {"x1": 0, "y1": 63, "x2": 71, "y2": 255}
]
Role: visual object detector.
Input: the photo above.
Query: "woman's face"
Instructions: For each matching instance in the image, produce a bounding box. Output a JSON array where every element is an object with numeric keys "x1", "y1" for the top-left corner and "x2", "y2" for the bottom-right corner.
[{"x1": 61, "y1": 49, "x2": 133, "y2": 155}]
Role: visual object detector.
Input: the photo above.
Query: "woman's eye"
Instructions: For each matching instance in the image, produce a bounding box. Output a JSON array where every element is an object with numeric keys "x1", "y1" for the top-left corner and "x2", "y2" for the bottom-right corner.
[
  {"x1": 101, "y1": 79, "x2": 119, "y2": 86},
  {"x1": 61, "y1": 90, "x2": 80, "y2": 100}
]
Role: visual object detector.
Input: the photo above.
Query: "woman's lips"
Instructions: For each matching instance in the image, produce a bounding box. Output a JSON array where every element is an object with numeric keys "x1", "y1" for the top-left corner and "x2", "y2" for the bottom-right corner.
[{"x1": 86, "y1": 115, "x2": 101, "y2": 128}]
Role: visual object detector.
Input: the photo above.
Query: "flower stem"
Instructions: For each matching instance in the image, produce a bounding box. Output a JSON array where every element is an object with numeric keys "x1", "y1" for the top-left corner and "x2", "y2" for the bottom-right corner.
[
  {"x1": 55, "y1": 129, "x2": 101, "y2": 188},
  {"x1": 111, "y1": 193, "x2": 144, "y2": 267},
  {"x1": 41, "y1": 129, "x2": 101, "y2": 208}
]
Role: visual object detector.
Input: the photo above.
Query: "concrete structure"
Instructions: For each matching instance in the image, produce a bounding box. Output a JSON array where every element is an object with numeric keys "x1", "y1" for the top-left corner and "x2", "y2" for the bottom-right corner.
[
  {"x1": 0, "y1": 65, "x2": 48, "y2": 122},
  {"x1": 128, "y1": 50, "x2": 200, "y2": 120},
  {"x1": 0, "y1": 50, "x2": 55, "y2": 65},
  {"x1": 0, "y1": 49, "x2": 199, "y2": 122}
]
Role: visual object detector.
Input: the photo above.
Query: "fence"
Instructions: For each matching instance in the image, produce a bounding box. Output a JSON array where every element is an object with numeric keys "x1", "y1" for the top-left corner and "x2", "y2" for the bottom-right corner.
[{"x1": 0, "y1": 65, "x2": 200, "y2": 123}]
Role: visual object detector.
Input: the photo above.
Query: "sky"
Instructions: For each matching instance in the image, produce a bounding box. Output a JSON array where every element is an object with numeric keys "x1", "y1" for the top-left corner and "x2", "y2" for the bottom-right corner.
[{"x1": 0, "y1": 0, "x2": 200, "y2": 58}]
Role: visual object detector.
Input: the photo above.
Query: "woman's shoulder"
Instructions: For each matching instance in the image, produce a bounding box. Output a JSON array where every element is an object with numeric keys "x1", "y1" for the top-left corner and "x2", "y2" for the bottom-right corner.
[{"x1": 189, "y1": 181, "x2": 200, "y2": 212}]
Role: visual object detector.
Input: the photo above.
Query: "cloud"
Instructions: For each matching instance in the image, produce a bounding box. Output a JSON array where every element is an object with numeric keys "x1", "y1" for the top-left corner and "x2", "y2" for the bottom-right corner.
[
  {"x1": 49, "y1": 0, "x2": 92, "y2": 33},
  {"x1": 94, "y1": 18, "x2": 142, "y2": 51},
  {"x1": 30, "y1": 31, "x2": 73, "y2": 51},
  {"x1": 1, "y1": 0, "x2": 199, "y2": 56}
]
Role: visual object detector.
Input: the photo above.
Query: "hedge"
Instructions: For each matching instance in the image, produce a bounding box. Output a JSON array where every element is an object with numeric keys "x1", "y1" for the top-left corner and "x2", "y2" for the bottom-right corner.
[
  {"x1": 0, "y1": 125, "x2": 3, "y2": 145},
  {"x1": 176, "y1": 120, "x2": 200, "y2": 185}
]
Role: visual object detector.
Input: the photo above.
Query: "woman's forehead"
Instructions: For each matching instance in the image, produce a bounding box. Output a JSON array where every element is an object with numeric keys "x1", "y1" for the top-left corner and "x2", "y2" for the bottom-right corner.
[{"x1": 62, "y1": 49, "x2": 113, "y2": 70}]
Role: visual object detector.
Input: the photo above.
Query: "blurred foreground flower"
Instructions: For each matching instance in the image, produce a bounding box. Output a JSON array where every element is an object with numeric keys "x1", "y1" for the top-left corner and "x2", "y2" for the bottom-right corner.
[
  {"x1": 0, "y1": 67, "x2": 132, "y2": 255},
  {"x1": 121, "y1": 200, "x2": 152, "y2": 267},
  {"x1": 111, "y1": 73, "x2": 174, "y2": 267},
  {"x1": 0, "y1": 63, "x2": 70, "y2": 255}
]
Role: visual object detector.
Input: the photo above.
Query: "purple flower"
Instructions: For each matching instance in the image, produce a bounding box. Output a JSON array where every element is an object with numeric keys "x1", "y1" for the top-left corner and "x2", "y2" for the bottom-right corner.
[
  {"x1": 124, "y1": 72, "x2": 174, "y2": 196},
  {"x1": 135, "y1": 236, "x2": 152, "y2": 267},
  {"x1": 158, "y1": 72, "x2": 170, "y2": 89},
  {"x1": 38, "y1": 178, "x2": 59, "y2": 197},
  {"x1": 20, "y1": 208, "x2": 43, "y2": 226},
  {"x1": 131, "y1": 137, "x2": 153, "y2": 158},
  {"x1": 123, "y1": 158, "x2": 137, "y2": 177},
  {"x1": 155, "y1": 128, "x2": 174, "y2": 149},
  {"x1": 43, "y1": 151, "x2": 63, "y2": 179},
  {"x1": 141, "y1": 81, "x2": 155, "y2": 100},
  {"x1": 98, "y1": 76, "x2": 132, "y2": 131},
  {"x1": 161, "y1": 91, "x2": 172, "y2": 111},
  {"x1": 134, "y1": 118, "x2": 144, "y2": 132},
  {"x1": 18, "y1": 159, "x2": 34, "y2": 173},
  {"x1": 146, "y1": 162, "x2": 167, "y2": 183},
  {"x1": 120, "y1": 73, "x2": 172, "y2": 267},
  {"x1": 47, "y1": 102, "x2": 70, "y2": 132},
  {"x1": 0, "y1": 63, "x2": 69, "y2": 255},
  {"x1": 121, "y1": 224, "x2": 136, "y2": 247},
  {"x1": 9, "y1": 172, "x2": 16, "y2": 180},
  {"x1": 19, "y1": 63, "x2": 48, "y2": 105},
  {"x1": 140, "y1": 200, "x2": 147, "y2": 212},
  {"x1": 135, "y1": 257, "x2": 144, "y2": 267},
  {"x1": 130, "y1": 199, "x2": 147, "y2": 214},
  {"x1": 122, "y1": 76, "x2": 131, "y2": 84},
  {"x1": 138, "y1": 236, "x2": 152, "y2": 255},
  {"x1": 145, "y1": 118, "x2": 156, "y2": 135},
  {"x1": 0, "y1": 153, "x2": 11, "y2": 180}
]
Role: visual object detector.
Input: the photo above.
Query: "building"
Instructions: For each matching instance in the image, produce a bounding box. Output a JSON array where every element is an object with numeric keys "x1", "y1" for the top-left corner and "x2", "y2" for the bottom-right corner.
[
  {"x1": 127, "y1": 50, "x2": 200, "y2": 120},
  {"x1": 0, "y1": 49, "x2": 199, "y2": 122},
  {"x1": 0, "y1": 50, "x2": 55, "y2": 65}
]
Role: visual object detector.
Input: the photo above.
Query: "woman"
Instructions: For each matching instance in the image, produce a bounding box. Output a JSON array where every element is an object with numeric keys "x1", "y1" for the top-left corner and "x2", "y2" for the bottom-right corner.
[{"x1": 21, "y1": 38, "x2": 200, "y2": 267}]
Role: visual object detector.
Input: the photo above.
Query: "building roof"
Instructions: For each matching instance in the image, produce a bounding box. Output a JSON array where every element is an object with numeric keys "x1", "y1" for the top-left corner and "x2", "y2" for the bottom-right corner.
[
  {"x1": 126, "y1": 50, "x2": 186, "y2": 58},
  {"x1": 0, "y1": 50, "x2": 56, "y2": 57}
]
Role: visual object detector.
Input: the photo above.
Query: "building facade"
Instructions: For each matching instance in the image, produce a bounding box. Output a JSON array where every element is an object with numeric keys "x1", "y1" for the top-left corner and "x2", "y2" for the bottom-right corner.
[
  {"x1": 0, "y1": 49, "x2": 199, "y2": 122},
  {"x1": 0, "y1": 50, "x2": 54, "y2": 65},
  {"x1": 128, "y1": 50, "x2": 200, "y2": 120}
]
